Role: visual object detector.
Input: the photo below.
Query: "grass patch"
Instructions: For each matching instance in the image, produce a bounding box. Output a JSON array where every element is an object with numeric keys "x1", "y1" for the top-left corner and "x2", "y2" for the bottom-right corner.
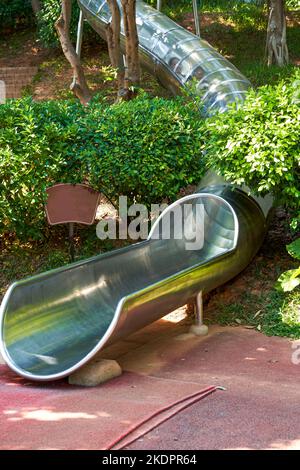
[
  {"x1": 167, "y1": 1, "x2": 300, "y2": 87},
  {"x1": 204, "y1": 209, "x2": 300, "y2": 340},
  {"x1": 241, "y1": 63, "x2": 299, "y2": 87},
  {"x1": 199, "y1": 12, "x2": 299, "y2": 86},
  {"x1": 211, "y1": 289, "x2": 300, "y2": 340}
]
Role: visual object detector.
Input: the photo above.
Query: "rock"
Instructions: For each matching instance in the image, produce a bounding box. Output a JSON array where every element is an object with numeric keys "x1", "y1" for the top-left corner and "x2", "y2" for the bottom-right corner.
[
  {"x1": 189, "y1": 324, "x2": 209, "y2": 336},
  {"x1": 68, "y1": 359, "x2": 122, "y2": 387}
]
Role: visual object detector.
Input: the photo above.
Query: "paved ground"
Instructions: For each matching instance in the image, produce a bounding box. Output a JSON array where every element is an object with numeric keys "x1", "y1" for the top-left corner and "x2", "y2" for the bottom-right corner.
[{"x1": 0, "y1": 315, "x2": 299, "y2": 450}]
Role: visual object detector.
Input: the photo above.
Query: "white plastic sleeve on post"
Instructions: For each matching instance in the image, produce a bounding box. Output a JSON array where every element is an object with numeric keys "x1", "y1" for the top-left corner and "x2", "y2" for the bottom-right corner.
[{"x1": 0, "y1": 80, "x2": 5, "y2": 104}]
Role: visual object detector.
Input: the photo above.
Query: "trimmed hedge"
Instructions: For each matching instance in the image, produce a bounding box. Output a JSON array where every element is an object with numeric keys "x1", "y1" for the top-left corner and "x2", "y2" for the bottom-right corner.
[
  {"x1": 205, "y1": 70, "x2": 300, "y2": 226},
  {"x1": 0, "y1": 99, "x2": 85, "y2": 239},
  {"x1": 81, "y1": 96, "x2": 205, "y2": 207},
  {"x1": 0, "y1": 95, "x2": 206, "y2": 240},
  {"x1": 2, "y1": 71, "x2": 299, "y2": 241}
]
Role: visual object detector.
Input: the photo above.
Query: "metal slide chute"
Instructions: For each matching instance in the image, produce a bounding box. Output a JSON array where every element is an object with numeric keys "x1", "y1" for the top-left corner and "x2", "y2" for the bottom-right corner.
[
  {"x1": 0, "y1": 1, "x2": 271, "y2": 380},
  {"x1": 79, "y1": 0, "x2": 251, "y2": 113},
  {"x1": 0, "y1": 187, "x2": 267, "y2": 381}
]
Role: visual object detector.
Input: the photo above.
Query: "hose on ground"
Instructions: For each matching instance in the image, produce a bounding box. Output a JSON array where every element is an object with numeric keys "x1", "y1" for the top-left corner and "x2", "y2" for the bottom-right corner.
[{"x1": 105, "y1": 385, "x2": 223, "y2": 450}]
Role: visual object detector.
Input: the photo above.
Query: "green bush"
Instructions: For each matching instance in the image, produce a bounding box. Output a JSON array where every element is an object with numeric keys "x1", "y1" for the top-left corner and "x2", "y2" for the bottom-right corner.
[
  {"x1": 37, "y1": 0, "x2": 99, "y2": 47},
  {"x1": 205, "y1": 70, "x2": 300, "y2": 224},
  {"x1": 79, "y1": 96, "x2": 205, "y2": 208},
  {"x1": 0, "y1": 95, "x2": 205, "y2": 240},
  {"x1": 0, "y1": 99, "x2": 85, "y2": 239},
  {"x1": 0, "y1": 0, "x2": 33, "y2": 33},
  {"x1": 276, "y1": 238, "x2": 300, "y2": 292},
  {"x1": 286, "y1": 0, "x2": 300, "y2": 9},
  {"x1": 37, "y1": 0, "x2": 78, "y2": 47}
]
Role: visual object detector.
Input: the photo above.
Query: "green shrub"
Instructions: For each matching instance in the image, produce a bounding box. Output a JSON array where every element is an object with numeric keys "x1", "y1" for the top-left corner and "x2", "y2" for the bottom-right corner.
[
  {"x1": 0, "y1": 98, "x2": 85, "y2": 239},
  {"x1": 79, "y1": 96, "x2": 205, "y2": 208},
  {"x1": 37, "y1": 0, "x2": 100, "y2": 47},
  {"x1": 0, "y1": 0, "x2": 33, "y2": 33},
  {"x1": 286, "y1": 0, "x2": 300, "y2": 9},
  {"x1": 205, "y1": 70, "x2": 300, "y2": 224},
  {"x1": 276, "y1": 238, "x2": 300, "y2": 292},
  {"x1": 0, "y1": 95, "x2": 205, "y2": 240},
  {"x1": 37, "y1": 0, "x2": 77, "y2": 47}
]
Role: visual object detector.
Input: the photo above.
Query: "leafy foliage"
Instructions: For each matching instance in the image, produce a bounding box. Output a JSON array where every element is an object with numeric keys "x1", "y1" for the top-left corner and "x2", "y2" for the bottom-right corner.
[
  {"x1": 286, "y1": 0, "x2": 300, "y2": 8},
  {"x1": 214, "y1": 289, "x2": 300, "y2": 339},
  {"x1": 37, "y1": 0, "x2": 99, "y2": 47},
  {"x1": 80, "y1": 95, "x2": 205, "y2": 208},
  {"x1": 0, "y1": 95, "x2": 205, "y2": 240},
  {"x1": 287, "y1": 237, "x2": 300, "y2": 260},
  {"x1": 204, "y1": 70, "x2": 300, "y2": 222},
  {"x1": 276, "y1": 238, "x2": 300, "y2": 292},
  {"x1": 0, "y1": 0, "x2": 33, "y2": 33},
  {"x1": 276, "y1": 267, "x2": 300, "y2": 292},
  {"x1": 0, "y1": 98, "x2": 85, "y2": 239},
  {"x1": 37, "y1": 0, "x2": 79, "y2": 47}
]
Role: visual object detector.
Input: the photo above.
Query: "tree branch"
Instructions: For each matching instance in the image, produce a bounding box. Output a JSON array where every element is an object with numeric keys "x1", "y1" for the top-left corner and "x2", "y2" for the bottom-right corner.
[
  {"x1": 121, "y1": 0, "x2": 140, "y2": 88},
  {"x1": 106, "y1": 0, "x2": 125, "y2": 95},
  {"x1": 55, "y1": 0, "x2": 92, "y2": 105},
  {"x1": 31, "y1": 0, "x2": 41, "y2": 15},
  {"x1": 266, "y1": 0, "x2": 289, "y2": 66}
]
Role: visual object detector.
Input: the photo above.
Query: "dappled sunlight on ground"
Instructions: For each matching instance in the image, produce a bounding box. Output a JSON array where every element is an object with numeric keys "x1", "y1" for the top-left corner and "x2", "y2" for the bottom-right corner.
[
  {"x1": 162, "y1": 306, "x2": 188, "y2": 324},
  {"x1": 3, "y1": 408, "x2": 100, "y2": 422}
]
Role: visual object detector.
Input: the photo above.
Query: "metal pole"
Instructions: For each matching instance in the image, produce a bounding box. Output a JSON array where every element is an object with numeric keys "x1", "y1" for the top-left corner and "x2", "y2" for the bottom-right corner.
[
  {"x1": 192, "y1": 0, "x2": 201, "y2": 38},
  {"x1": 195, "y1": 290, "x2": 204, "y2": 326},
  {"x1": 76, "y1": 9, "x2": 84, "y2": 59},
  {"x1": 157, "y1": 0, "x2": 162, "y2": 11},
  {"x1": 69, "y1": 222, "x2": 75, "y2": 263},
  {"x1": 72, "y1": 10, "x2": 84, "y2": 88},
  {"x1": 189, "y1": 290, "x2": 208, "y2": 336}
]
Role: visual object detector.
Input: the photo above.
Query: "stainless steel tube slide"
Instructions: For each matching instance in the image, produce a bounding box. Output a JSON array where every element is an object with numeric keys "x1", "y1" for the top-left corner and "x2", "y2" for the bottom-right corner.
[{"x1": 0, "y1": 1, "x2": 271, "y2": 380}]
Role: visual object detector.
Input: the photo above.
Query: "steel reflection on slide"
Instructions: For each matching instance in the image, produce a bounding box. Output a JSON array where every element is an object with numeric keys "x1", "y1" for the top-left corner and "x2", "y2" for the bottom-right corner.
[{"x1": 79, "y1": 0, "x2": 251, "y2": 113}]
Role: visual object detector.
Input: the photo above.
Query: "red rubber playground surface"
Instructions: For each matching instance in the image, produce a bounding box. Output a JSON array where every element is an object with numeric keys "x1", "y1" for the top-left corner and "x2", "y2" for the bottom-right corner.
[{"x1": 0, "y1": 319, "x2": 299, "y2": 450}]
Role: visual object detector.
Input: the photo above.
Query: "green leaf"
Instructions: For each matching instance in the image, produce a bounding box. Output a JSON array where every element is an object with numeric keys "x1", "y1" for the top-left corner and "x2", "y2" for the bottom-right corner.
[
  {"x1": 287, "y1": 238, "x2": 300, "y2": 261},
  {"x1": 275, "y1": 267, "x2": 300, "y2": 292}
]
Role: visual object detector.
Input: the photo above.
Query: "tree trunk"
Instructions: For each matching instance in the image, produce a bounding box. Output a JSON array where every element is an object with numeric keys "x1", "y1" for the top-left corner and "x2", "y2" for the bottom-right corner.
[
  {"x1": 121, "y1": 0, "x2": 140, "y2": 91},
  {"x1": 266, "y1": 0, "x2": 289, "y2": 66},
  {"x1": 106, "y1": 0, "x2": 125, "y2": 96},
  {"x1": 31, "y1": 0, "x2": 41, "y2": 15},
  {"x1": 55, "y1": 0, "x2": 92, "y2": 105}
]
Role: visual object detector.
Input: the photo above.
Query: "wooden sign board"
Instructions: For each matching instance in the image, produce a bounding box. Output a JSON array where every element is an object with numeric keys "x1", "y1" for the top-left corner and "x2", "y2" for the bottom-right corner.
[{"x1": 45, "y1": 184, "x2": 100, "y2": 226}]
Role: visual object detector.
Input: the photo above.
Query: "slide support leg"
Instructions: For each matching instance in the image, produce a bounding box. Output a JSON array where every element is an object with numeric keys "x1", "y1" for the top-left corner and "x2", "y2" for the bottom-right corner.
[
  {"x1": 189, "y1": 291, "x2": 208, "y2": 336},
  {"x1": 72, "y1": 9, "x2": 84, "y2": 89},
  {"x1": 76, "y1": 9, "x2": 84, "y2": 59}
]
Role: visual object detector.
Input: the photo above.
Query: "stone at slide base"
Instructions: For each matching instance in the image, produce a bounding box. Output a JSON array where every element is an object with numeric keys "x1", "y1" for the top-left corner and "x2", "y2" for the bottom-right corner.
[
  {"x1": 189, "y1": 324, "x2": 209, "y2": 336},
  {"x1": 68, "y1": 359, "x2": 122, "y2": 387}
]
